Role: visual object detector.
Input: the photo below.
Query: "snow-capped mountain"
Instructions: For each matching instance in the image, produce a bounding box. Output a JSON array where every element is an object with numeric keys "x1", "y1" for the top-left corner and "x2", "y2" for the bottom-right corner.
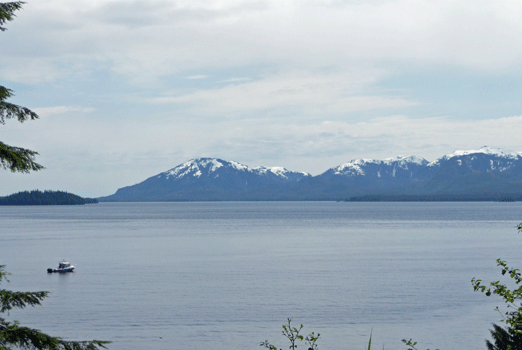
[
  {"x1": 431, "y1": 146, "x2": 522, "y2": 164},
  {"x1": 98, "y1": 148, "x2": 522, "y2": 201},
  {"x1": 428, "y1": 146, "x2": 522, "y2": 174},
  {"x1": 317, "y1": 156, "x2": 433, "y2": 197},
  {"x1": 328, "y1": 155, "x2": 429, "y2": 177},
  {"x1": 311, "y1": 146, "x2": 522, "y2": 197},
  {"x1": 317, "y1": 155, "x2": 433, "y2": 192},
  {"x1": 321, "y1": 147, "x2": 522, "y2": 180},
  {"x1": 417, "y1": 146, "x2": 522, "y2": 195},
  {"x1": 160, "y1": 158, "x2": 310, "y2": 183},
  {"x1": 100, "y1": 158, "x2": 311, "y2": 201}
]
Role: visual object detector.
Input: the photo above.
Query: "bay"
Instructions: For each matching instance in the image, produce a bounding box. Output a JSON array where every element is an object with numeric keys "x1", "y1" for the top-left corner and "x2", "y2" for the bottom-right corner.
[{"x1": 1, "y1": 201, "x2": 521, "y2": 350}]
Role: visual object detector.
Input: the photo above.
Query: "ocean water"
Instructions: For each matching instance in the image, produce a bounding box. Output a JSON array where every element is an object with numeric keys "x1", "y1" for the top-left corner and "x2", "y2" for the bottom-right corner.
[{"x1": 1, "y1": 201, "x2": 521, "y2": 350}]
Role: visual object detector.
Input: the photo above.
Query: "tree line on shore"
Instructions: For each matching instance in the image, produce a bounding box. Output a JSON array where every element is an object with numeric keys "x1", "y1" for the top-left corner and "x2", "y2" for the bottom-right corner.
[
  {"x1": 0, "y1": 190, "x2": 98, "y2": 205},
  {"x1": 349, "y1": 193, "x2": 521, "y2": 202}
]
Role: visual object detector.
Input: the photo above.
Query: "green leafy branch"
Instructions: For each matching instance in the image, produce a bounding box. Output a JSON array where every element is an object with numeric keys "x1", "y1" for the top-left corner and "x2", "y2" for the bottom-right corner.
[
  {"x1": 471, "y1": 224, "x2": 522, "y2": 331},
  {"x1": 260, "y1": 319, "x2": 320, "y2": 350},
  {"x1": 261, "y1": 319, "x2": 376, "y2": 350}
]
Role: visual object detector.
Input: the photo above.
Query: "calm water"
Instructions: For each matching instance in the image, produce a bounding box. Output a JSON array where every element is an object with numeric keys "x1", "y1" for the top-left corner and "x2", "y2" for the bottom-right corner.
[{"x1": 1, "y1": 201, "x2": 521, "y2": 350}]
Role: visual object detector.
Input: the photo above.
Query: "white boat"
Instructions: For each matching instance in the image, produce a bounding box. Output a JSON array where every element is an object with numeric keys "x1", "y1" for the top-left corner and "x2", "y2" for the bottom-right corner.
[{"x1": 47, "y1": 260, "x2": 75, "y2": 273}]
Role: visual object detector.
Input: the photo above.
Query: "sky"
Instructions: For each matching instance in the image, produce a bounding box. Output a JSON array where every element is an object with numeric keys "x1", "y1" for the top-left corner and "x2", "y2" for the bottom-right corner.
[{"x1": 2, "y1": 0, "x2": 522, "y2": 198}]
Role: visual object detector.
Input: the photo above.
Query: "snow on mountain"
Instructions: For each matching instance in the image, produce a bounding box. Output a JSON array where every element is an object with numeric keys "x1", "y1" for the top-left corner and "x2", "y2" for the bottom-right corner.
[
  {"x1": 255, "y1": 166, "x2": 298, "y2": 177},
  {"x1": 315, "y1": 154, "x2": 433, "y2": 193},
  {"x1": 383, "y1": 155, "x2": 429, "y2": 166},
  {"x1": 100, "y1": 157, "x2": 311, "y2": 201},
  {"x1": 325, "y1": 147, "x2": 522, "y2": 180},
  {"x1": 162, "y1": 158, "x2": 224, "y2": 179},
  {"x1": 160, "y1": 158, "x2": 310, "y2": 182},
  {"x1": 332, "y1": 159, "x2": 373, "y2": 176},
  {"x1": 430, "y1": 146, "x2": 522, "y2": 166},
  {"x1": 427, "y1": 146, "x2": 522, "y2": 174},
  {"x1": 326, "y1": 155, "x2": 429, "y2": 178}
]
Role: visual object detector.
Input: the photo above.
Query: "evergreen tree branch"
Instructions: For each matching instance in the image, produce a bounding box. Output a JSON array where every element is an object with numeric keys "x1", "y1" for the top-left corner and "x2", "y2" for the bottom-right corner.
[
  {"x1": 0, "y1": 319, "x2": 109, "y2": 350},
  {"x1": 0, "y1": 1, "x2": 24, "y2": 31},
  {"x1": 0, "y1": 290, "x2": 48, "y2": 313},
  {"x1": 0, "y1": 141, "x2": 44, "y2": 173},
  {"x1": 0, "y1": 86, "x2": 13, "y2": 101},
  {"x1": 0, "y1": 267, "x2": 11, "y2": 284},
  {"x1": 0, "y1": 2, "x2": 107, "y2": 347},
  {"x1": 0, "y1": 3, "x2": 43, "y2": 173},
  {"x1": 0, "y1": 99, "x2": 39, "y2": 124}
]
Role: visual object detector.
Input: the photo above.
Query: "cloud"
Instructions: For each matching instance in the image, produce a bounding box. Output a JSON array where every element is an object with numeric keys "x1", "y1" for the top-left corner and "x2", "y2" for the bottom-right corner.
[
  {"x1": 216, "y1": 77, "x2": 252, "y2": 83},
  {"x1": 33, "y1": 106, "x2": 96, "y2": 117},
  {"x1": 147, "y1": 69, "x2": 416, "y2": 116},
  {"x1": 197, "y1": 115, "x2": 522, "y2": 173},
  {"x1": 3, "y1": 0, "x2": 522, "y2": 85},
  {"x1": 186, "y1": 75, "x2": 210, "y2": 80},
  {"x1": 0, "y1": 59, "x2": 65, "y2": 84}
]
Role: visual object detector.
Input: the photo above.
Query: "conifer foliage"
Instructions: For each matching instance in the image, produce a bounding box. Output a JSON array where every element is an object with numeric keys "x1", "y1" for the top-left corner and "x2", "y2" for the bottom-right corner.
[
  {"x1": 0, "y1": 3, "x2": 108, "y2": 349},
  {"x1": 0, "y1": 1, "x2": 43, "y2": 173},
  {"x1": 0, "y1": 190, "x2": 98, "y2": 205},
  {"x1": 485, "y1": 323, "x2": 522, "y2": 350},
  {"x1": 0, "y1": 266, "x2": 109, "y2": 349}
]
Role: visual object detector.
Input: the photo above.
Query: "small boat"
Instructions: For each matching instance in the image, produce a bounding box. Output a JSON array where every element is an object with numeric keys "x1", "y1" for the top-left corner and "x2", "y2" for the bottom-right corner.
[{"x1": 47, "y1": 260, "x2": 75, "y2": 273}]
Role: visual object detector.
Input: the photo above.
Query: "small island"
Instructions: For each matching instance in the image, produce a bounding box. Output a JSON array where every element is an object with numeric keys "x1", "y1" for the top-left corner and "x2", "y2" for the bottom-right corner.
[{"x1": 0, "y1": 190, "x2": 98, "y2": 205}]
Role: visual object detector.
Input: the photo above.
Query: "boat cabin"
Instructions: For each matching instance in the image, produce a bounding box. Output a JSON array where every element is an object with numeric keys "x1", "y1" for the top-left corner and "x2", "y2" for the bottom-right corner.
[{"x1": 59, "y1": 261, "x2": 71, "y2": 269}]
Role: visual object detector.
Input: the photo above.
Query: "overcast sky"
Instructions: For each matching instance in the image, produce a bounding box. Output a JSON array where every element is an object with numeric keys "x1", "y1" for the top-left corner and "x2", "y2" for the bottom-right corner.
[{"x1": 2, "y1": 0, "x2": 522, "y2": 197}]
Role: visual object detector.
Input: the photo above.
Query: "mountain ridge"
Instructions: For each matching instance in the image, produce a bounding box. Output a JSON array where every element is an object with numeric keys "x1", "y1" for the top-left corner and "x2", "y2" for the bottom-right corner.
[{"x1": 98, "y1": 147, "x2": 522, "y2": 201}]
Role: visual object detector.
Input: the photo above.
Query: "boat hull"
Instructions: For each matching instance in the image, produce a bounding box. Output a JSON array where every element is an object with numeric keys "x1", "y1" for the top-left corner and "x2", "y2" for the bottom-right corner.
[{"x1": 47, "y1": 267, "x2": 75, "y2": 273}]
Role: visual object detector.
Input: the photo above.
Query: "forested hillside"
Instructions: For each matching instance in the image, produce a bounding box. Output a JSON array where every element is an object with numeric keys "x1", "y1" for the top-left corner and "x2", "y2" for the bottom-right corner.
[{"x1": 0, "y1": 190, "x2": 98, "y2": 205}]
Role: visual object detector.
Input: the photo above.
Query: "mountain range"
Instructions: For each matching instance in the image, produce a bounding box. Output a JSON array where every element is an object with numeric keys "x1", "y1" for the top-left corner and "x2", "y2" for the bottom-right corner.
[{"x1": 98, "y1": 146, "x2": 522, "y2": 201}]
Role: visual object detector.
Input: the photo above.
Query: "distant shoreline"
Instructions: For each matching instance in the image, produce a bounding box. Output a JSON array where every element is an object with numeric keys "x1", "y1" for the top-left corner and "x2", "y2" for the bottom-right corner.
[
  {"x1": 0, "y1": 190, "x2": 98, "y2": 205},
  {"x1": 94, "y1": 194, "x2": 522, "y2": 202},
  {"x1": 348, "y1": 194, "x2": 520, "y2": 202}
]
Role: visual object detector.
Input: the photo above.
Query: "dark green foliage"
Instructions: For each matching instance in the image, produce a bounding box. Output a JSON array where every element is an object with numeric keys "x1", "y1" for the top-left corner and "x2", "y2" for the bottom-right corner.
[
  {"x1": 0, "y1": 86, "x2": 39, "y2": 125},
  {"x1": 0, "y1": 190, "x2": 98, "y2": 205},
  {"x1": 0, "y1": 265, "x2": 110, "y2": 349},
  {"x1": 0, "y1": 3, "x2": 105, "y2": 348},
  {"x1": 0, "y1": 1, "x2": 43, "y2": 173},
  {"x1": 486, "y1": 323, "x2": 522, "y2": 350},
  {"x1": 0, "y1": 1, "x2": 22, "y2": 31},
  {"x1": 0, "y1": 141, "x2": 43, "y2": 173}
]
